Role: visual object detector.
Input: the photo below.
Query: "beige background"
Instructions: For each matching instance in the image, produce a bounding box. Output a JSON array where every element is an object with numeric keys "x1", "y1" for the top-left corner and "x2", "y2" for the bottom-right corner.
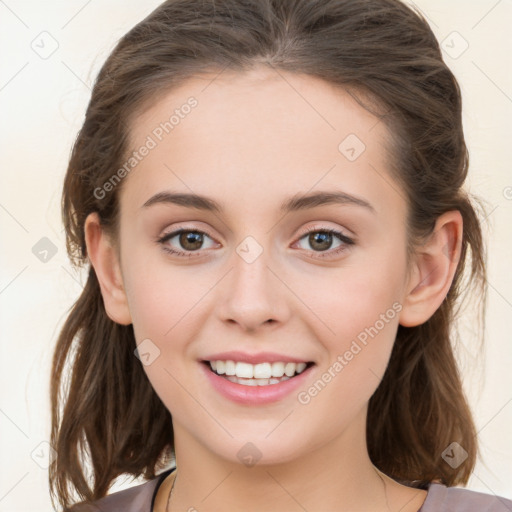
[{"x1": 0, "y1": 0, "x2": 511, "y2": 510}]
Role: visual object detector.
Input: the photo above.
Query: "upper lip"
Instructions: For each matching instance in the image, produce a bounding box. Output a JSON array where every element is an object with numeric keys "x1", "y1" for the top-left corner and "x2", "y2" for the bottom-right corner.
[{"x1": 201, "y1": 351, "x2": 313, "y2": 365}]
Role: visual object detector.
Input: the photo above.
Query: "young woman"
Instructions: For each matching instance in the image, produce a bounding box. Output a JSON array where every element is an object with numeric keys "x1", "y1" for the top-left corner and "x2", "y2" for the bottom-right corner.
[{"x1": 49, "y1": 0, "x2": 512, "y2": 510}]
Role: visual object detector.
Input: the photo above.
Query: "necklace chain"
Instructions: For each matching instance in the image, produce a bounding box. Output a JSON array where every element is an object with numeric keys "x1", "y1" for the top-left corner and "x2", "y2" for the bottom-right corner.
[
  {"x1": 166, "y1": 466, "x2": 389, "y2": 511},
  {"x1": 374, "y1": 466, "x2": 392, "y2": 511},
  {"x1": 165, "y1": 470, "x2": 176, "y2": 512}
]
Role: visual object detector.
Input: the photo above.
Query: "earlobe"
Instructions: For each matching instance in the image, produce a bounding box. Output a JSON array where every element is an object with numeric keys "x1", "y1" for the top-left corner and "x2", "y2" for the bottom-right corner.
[
  {"x1": 84, "y1": 212, "x2": 132, "y2": 325},
  {"x1": 399, "y1": 211, "x2": 463, "y2": 328}
]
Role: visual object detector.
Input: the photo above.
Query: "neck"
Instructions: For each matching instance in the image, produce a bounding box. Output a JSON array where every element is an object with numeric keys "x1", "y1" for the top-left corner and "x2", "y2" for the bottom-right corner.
[{"x1": 166, "y1": 408, "x2": 411, "y2": 512}]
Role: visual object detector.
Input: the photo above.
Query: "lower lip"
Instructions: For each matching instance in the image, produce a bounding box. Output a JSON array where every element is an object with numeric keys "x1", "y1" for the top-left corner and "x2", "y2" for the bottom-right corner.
[{"x1": 200, "y1": 362, "x2": 315, "y2": 405}]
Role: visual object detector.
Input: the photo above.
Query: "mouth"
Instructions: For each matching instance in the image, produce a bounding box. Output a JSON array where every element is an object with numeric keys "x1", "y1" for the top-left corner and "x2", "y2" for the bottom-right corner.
[{"x1": 201, "y1": 360, "x2": 316, "y2": 387}]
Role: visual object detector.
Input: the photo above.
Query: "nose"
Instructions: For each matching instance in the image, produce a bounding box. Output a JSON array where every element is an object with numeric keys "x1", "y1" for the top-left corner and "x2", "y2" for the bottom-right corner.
[{"x1": 217, "y1": 242, "x2": 291, "y2": 333}]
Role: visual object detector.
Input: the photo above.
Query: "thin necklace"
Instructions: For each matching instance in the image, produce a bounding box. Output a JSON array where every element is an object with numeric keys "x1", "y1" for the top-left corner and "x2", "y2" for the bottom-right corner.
[
  {"x1": 166, "y1": 467, "x2": 390, "y2": 512},
  {"x1": 165, "y1": 470, "x2": 177, "y2": 512},
  {"x1": 374, "y1": 465, "x2": 391, "y2": 511}
]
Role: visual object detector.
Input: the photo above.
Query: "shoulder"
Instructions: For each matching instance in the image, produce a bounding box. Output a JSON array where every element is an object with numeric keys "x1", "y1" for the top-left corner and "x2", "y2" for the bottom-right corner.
[
  {"x1": 422, "y1": 482, "x2": 512, "y2": 511},
  {"x1": 67, "y1": 470, "x2": 172, "y2": 512}
]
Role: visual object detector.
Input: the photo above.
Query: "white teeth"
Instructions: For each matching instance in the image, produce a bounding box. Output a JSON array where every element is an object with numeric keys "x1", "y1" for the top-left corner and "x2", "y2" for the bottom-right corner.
[
  {"x1": 284, "y1": 362, "x2": 296, "y2": 377},
  {"x1": 235, "y1": 362, "x2": 254, "y2": 379},
  {"x1": 225, "y1": 360, "x2": 236, "y2": 376},
  {"x1": 208, "y1": 360, "x2": 310, "y2": 380},
  {"x1": 215, "y1": 361, "x2": 226, "y2": 375},
  {"x1": 296, "y1": 362, "x2": 307, "y2": 373},
  {"x1": 271, "y1": 362, "x2": 285, "y2": 377},
  {"x1": 254, "y1": 363, "x2": 272, "y2": 379},
  {"x1": 225, "y1": 375, "x2": 292, "y2": 386}
]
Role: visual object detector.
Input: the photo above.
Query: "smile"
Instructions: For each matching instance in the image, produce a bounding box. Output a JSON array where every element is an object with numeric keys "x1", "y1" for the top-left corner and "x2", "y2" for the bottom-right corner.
[
  {"x1": 200, "y1": 358, "x2": 316, "y2": 404},
  {"x1": 206, "y1": 360, "x2": 312, "y2": 386}
]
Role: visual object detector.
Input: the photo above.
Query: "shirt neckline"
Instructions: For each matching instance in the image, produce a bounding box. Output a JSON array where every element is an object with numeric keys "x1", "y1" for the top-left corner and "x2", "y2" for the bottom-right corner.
[
  {"x1": 150, "y1": 467, "x2": 176, "y2": 512},
  {"x1": 151, "y1": 470, "x2": 436, "y2": 512}
]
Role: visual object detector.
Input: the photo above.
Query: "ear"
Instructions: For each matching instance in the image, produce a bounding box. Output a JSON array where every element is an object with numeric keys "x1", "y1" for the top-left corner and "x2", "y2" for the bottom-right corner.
[
  {"x1": 399, "y1": 210, "x2": 463, "y2": 327},
  {"x1": 84, "y1": 212, "x2": 132, "y2": 325}
]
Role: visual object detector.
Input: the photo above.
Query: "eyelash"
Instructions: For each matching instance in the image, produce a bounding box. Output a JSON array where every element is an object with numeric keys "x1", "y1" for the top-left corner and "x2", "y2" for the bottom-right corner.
[{"x1": 156, "y1": 225, "x2": 355, "y2": 259}]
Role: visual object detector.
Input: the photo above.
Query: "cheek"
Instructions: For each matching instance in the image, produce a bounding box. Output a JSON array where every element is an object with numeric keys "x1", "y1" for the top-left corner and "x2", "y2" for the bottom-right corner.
[
  {"x1": 122, "y1": 253, "x2": 209, "y2": 390},
  {"x1": 292, "y1": 246, "x2": 405, "y2": 400},
  {"x1": 295, "y1": 294, "x2": 401, "y2": 436},
  {"x1": 121, "y1": 244, "x2": 206, "y2": 340},
  {"x1": 294, "y1": 250, "x2": 405, "y2": 345},
  {"x1": 125, "y1": 267, "x2": 204, "y2": 414}
]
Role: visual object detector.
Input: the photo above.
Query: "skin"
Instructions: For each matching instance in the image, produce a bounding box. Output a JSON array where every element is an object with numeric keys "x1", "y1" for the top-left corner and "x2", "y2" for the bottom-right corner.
[{"x1": 85, "y1": 66, "x2": 462, "y2": 511}]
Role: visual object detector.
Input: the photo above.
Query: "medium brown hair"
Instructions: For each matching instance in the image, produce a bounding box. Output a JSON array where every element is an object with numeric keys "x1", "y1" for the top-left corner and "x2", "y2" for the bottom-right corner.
[{"x1": 50, "y1": 0, "x2": 487, "y2": 509}]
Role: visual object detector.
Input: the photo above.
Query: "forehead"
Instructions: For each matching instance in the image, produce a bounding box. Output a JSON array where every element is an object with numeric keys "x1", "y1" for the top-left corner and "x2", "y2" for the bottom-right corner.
[
  {"x1": 129, "y1": 67, "x2": 385, "y2": 151},
  {"x1": 121, "y1": 66, "x2": 404, "y2": 221}
]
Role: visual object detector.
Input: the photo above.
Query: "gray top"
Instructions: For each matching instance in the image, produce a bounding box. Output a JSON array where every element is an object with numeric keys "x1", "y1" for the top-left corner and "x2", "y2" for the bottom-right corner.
[{"x1": 69, "y1": 468, "x2": 512, "y2": 512}]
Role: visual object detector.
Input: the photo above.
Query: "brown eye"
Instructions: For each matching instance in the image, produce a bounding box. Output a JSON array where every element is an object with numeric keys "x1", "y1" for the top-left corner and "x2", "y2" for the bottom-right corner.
[
  {"x1": 178, "y1": 231, "x2": 204, "y2": 251},
  {"x1": 295, "y1": 228, "x2": 355, "y2": 258},
  {"x1": 157, "y1": 228, "x2": 217, "y2": 257},
  {"x1": 307, "y1": 231, "x2": 334, "y2": 251}
]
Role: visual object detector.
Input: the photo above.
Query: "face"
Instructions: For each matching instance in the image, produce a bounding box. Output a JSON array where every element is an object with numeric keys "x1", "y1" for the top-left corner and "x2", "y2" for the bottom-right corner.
[{"x1": 114, "y1": 67, "x2": 412, "y2": 466}]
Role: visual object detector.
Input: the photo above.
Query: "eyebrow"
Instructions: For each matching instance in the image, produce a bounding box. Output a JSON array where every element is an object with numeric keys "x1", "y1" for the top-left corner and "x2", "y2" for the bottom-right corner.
[{"x1": 141, "y1": 190, "x2": 376, "y2": 214}]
